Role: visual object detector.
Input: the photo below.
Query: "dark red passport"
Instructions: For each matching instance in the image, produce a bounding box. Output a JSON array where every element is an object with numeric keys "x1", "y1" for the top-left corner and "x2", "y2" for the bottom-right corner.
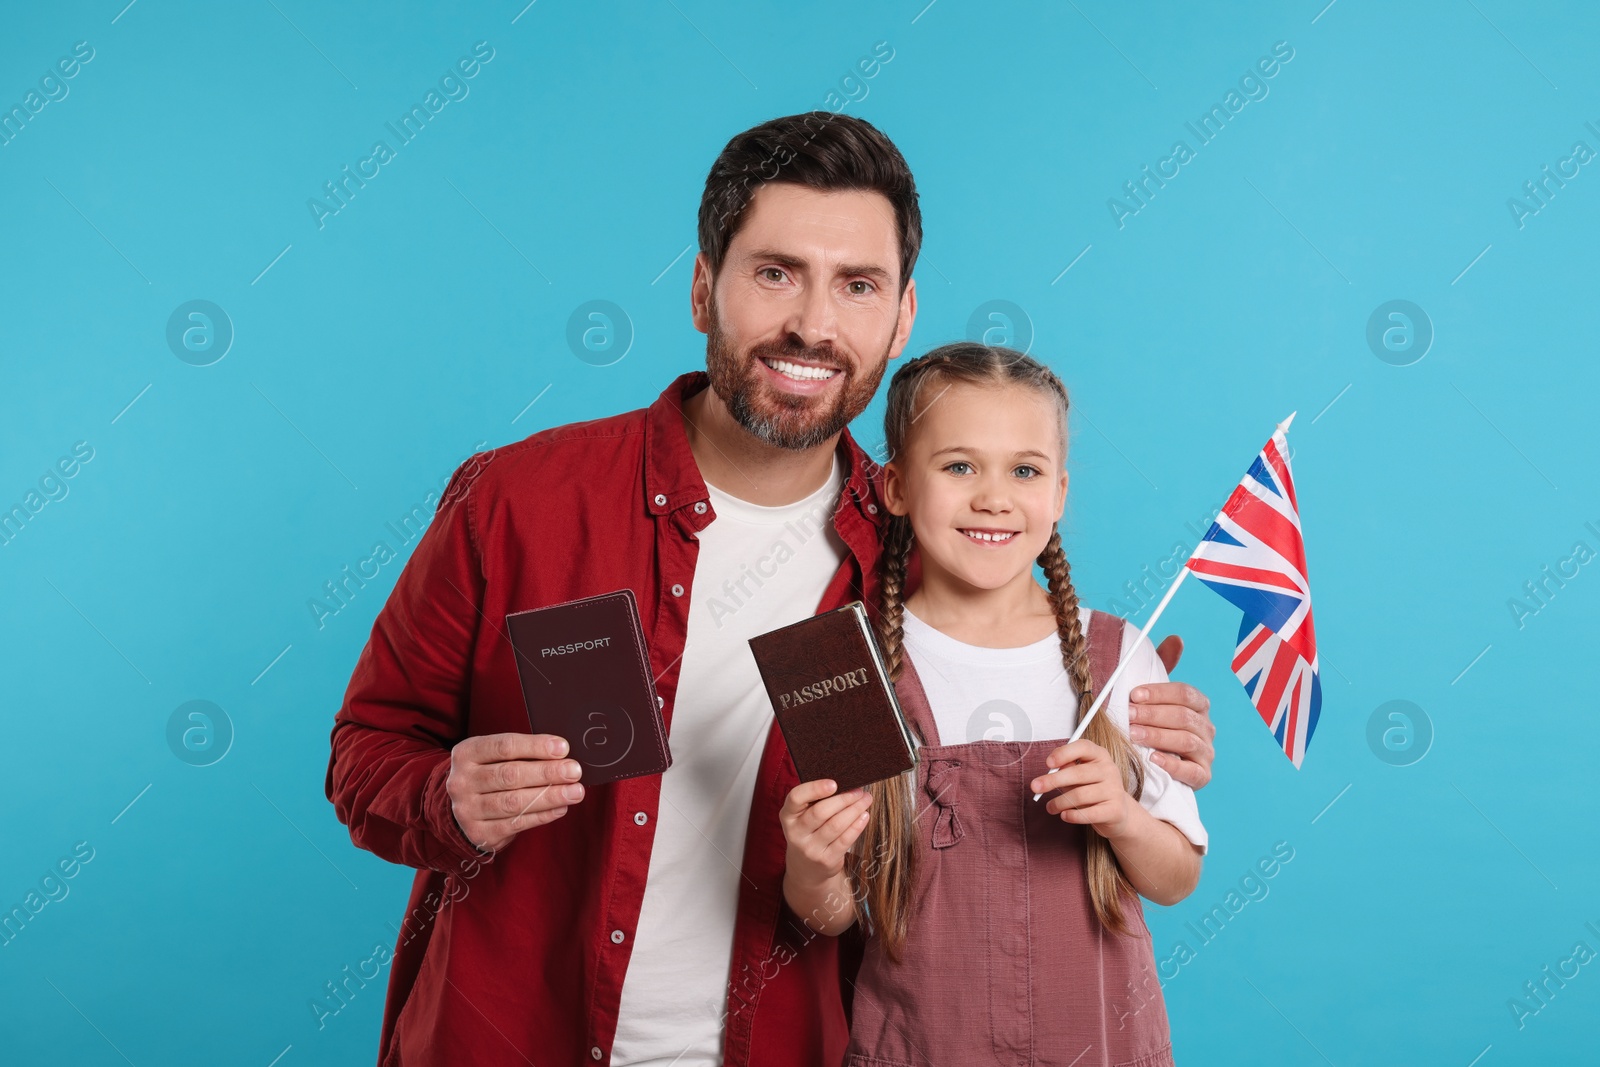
[
  {"x1": 504, "y1": 589, "x2": 671, "y2": 786},
  {"x1": 748, "y1": 601, "x2": 915, "y2": 791}
]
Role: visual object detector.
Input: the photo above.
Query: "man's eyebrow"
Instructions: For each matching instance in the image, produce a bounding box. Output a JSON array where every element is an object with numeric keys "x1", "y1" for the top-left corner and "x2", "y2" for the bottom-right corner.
[
  {"x1": 837, "y1": 262, "x2": 892, "y2": 282},
  {"x1": 742, "y1": 248, "x2": 893, "y2": 282},
  {"x1": 744, "y1": 248, "x2": 807, "y2": 270}
]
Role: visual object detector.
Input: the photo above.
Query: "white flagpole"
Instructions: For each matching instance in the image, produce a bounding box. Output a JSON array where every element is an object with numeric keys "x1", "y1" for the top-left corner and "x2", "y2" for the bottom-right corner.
[{"x1": 1031, "y1": 566, "x2": 1191, "y2": 800}]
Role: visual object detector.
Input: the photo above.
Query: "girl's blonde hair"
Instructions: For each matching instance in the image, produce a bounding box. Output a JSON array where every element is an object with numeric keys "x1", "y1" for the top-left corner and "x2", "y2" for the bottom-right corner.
[{"x1": 851, "y1": 341, "x2": 1147, "y2": 961}]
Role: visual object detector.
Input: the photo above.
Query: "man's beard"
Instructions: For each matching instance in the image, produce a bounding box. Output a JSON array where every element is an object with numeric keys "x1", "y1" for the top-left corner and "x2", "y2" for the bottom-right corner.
[{"x1": 704, "y1": 300, "x2": 892, "y2": 451}]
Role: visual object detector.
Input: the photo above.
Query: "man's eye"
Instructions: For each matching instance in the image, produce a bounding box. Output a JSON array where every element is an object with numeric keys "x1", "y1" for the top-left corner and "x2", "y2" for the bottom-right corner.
[
  {"x1": 847, "y1": 280, "x2": 874, "y2": 295},
  {"x1": 761, "y1": 268, "x2": 787, "y2": 282}
]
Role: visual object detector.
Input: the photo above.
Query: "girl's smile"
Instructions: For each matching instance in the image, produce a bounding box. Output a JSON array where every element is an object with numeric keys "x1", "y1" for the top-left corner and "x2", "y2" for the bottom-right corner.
[{"x1": 957, "y1": 527, "x2": 1020, "y2": 545}]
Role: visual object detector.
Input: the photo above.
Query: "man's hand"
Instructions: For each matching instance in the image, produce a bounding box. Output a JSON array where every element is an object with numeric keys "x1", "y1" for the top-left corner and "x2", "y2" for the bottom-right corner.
[
  {"x1": 1131, "y1": 635, "x2": 1216, "y2": 790},
  {"x1": 1155, "y1": 634, "x2": 1184, "y2": 676},
  {"x1": 447, "y1": 733, "x2": 583, "y2": 854}
]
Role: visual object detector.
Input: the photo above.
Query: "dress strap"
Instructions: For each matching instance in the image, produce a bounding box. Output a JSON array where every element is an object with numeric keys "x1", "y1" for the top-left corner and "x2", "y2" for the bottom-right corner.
[
  {"x1": 1085, "y1": 609, "x2": 1128, "y2": 708},
  {"x1": 889, "y1": 649, "x2": 941, "y2": 747}
]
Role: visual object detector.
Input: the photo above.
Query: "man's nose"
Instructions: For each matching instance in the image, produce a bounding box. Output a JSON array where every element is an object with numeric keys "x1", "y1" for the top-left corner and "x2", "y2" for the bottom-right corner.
[{"x1": 784, "y1": 281, "x2": 839, "y2": 351}]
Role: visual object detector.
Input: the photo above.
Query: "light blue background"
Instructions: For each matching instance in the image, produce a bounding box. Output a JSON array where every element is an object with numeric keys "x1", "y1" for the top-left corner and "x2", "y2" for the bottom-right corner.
[{"x1": 3, "y1": 1, "x2": 1597, "y2": 1064}]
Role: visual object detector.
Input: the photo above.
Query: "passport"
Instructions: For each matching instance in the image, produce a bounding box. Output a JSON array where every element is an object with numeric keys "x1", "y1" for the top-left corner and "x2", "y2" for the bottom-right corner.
[
  {"x1": 504, "y1": 589, "x2": 671, "y2": 787},
  {"x1": 748, "y1": 601, "x2": 915, "y2": 791}
]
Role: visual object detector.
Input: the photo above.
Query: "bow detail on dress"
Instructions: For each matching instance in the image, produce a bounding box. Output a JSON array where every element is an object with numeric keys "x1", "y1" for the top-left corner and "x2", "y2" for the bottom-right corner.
[{"x1": 923, "y1": 758, "x2": 965, "y2": 849}]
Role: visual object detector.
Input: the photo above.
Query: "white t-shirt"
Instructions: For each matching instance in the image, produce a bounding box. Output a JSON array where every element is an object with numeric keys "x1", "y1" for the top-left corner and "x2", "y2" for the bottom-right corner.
[
  {"x1": 901, "y1": 605, "x2": 1207, "y2": 853},
  {"x1": 611, "y1": 456, "x2": 848, "y2": 1066}
]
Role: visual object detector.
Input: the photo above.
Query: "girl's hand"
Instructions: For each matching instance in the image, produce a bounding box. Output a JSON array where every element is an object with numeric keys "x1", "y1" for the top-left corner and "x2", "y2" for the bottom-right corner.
[
  {"x1": 1029, "y1": 740, "x2": 1136, "y2": 841},
  {"x1": 779, "y1": 779, "x2": 873, "y2": 890}
]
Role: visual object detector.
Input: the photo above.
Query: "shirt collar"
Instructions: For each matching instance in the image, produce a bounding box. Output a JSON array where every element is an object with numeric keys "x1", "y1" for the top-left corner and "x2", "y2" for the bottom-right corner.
[{"x1": 643, "y1": 371, "x2": 884, "y2": 528}]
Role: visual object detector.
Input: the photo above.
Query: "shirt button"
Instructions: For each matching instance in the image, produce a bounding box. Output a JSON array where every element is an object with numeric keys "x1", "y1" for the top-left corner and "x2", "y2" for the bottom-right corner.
[
  {"x1": 656, "y1": 695, "x2": 664, "y2": 709},
  {"x1": 611, "y1": 929, "x2": 625, "y2": 944},
  {"x1": 634, "y1": 811, "x2": 648, "y2": 826},
  {"x1": 867, "y1": 503, "x2": 878, "y2": 514},
  {"x1": 671, "y1": 583, "x2": 684, "y2": 597},
  {"x1": 694, "y1": 501, "x2": 707, "y2": 514},
  {"x1": 591, "y1": 1047, "x2": 603, "y2": 1061},
  {"x1": 653, "y1": 493, "x2": 667, "y2": 507}
]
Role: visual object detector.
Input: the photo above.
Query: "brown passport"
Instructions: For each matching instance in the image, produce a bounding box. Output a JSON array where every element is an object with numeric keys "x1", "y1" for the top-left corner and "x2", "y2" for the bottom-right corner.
[
  {"x1": 748, "y1": 601, "x2": 915, "y2": 791},
  {"x1": 504, "y1": 589, "x2": 671, "y2": 786}
]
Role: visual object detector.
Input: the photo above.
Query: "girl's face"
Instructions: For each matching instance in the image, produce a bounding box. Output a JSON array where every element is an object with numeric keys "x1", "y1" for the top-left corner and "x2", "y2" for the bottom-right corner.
[{"x1": 883, "y1": 380, "x2": 1068, "y2": 594}]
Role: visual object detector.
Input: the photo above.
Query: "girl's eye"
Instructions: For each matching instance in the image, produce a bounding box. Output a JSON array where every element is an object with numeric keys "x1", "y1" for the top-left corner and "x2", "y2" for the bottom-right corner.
[
  {"x1": 1013, "y1": 465, "x2": 1041, "y2": 479},
  {"x1": 944, "y1": 461, "x2": 973, "y2": 476}
]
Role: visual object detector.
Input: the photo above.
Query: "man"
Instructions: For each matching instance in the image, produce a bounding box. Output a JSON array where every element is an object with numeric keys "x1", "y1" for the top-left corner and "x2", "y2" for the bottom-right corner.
[{"x1": 326, "y1": 112, "x2": 1217, "y2": 1067}]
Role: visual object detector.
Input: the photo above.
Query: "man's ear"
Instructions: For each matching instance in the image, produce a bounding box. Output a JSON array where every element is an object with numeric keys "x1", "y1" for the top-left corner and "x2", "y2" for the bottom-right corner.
[
  {"x1": 689, "y1": 252, "x2": 713, "y2": 335},
  {"x1": 887, "y1": 277, "x2": 917, "y2": 360}
]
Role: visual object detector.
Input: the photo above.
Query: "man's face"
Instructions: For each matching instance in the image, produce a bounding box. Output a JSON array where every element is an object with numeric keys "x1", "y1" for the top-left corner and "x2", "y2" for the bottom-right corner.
[{"x1": 692, "y1": 183, "x2": 917, "y2": 450}]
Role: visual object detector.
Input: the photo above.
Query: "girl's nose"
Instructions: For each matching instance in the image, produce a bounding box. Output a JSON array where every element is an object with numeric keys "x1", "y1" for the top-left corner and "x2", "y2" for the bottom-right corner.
[{"x1": 969, "y1": 477, "x2": 1012, "y2": 512}]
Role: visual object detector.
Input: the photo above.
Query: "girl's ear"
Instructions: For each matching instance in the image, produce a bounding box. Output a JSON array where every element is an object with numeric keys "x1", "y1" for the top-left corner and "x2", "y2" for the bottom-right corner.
[
  {"x1": 1051, "y1": 467, "x2": 1069, "y2": 522},
  {"x1": 882, "y1": 462, "x2": 911, "y2": 517}
]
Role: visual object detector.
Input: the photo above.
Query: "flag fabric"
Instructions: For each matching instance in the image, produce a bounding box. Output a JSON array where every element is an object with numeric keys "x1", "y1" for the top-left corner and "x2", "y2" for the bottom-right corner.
[{"x1": 1184, "y1": 416, "x2": 1321, "y2": 767}]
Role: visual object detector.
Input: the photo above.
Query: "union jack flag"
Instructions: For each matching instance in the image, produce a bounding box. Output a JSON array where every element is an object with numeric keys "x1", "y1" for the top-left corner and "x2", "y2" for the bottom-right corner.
[{"x1": 1184, "y1": 414, "x2": 1321, "y2": 767}]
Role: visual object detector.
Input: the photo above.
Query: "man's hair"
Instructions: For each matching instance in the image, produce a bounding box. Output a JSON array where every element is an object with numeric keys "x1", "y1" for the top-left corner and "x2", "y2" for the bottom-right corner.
[{"x1": 697, "y1": 112, "x2": 922, "y2": 291}]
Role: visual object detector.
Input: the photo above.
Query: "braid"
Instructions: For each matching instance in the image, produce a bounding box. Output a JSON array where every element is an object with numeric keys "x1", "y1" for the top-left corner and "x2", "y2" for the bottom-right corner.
[
  {"x1": 852, "y1": 510, "x2": 919, "y2": 961},
  {"x1": 1039, "y1": 528, "x2": 1097, "y2": 735},
  {"x1": 887, "y1": 346, "x2": 961, "y2": 395},
  {"x1": 877, "y1": 513, "x2": 915, "y2": 682},
  {"x1": 1038, "y1": 527, "x2": 1146, "y2": 936}
]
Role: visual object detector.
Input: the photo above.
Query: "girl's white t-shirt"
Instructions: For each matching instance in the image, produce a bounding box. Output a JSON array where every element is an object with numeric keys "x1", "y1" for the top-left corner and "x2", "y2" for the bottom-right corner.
[{"x1": 901, "y1": 605, "x2": 1207, "y2": 852}]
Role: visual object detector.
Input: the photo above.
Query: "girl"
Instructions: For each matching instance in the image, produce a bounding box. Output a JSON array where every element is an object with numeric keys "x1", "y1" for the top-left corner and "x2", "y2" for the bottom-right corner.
[{"x1": 779, "y1": 342, "x2": 1207, "y2": 1066}]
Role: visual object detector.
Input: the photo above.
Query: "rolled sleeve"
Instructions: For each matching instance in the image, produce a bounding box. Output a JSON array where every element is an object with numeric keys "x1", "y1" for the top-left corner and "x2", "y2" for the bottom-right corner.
[
  {"x1": 1107, "y1": 630, "x2": 1209, "y2": 854},
  {"x1": 325, "y1": 459, "x2": 497, "y2": 872}
]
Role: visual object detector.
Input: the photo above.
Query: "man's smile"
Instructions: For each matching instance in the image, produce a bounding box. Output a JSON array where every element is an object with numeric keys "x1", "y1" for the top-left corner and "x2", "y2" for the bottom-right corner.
[{"x1": 755, "y1": 354, "x2": 845, "y2": 395}]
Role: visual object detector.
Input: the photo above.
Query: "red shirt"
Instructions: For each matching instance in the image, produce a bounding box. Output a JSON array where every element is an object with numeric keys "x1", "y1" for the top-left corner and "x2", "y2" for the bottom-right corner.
[{"x1": 326, "y1": 371, "x2": 885, "y2": 1066}]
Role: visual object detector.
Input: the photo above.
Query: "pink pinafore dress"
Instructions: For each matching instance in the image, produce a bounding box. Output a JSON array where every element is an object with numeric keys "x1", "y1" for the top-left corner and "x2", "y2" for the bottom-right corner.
[{"x1": 844, "y1": 611, "x2": 1175, "y2": 1067}]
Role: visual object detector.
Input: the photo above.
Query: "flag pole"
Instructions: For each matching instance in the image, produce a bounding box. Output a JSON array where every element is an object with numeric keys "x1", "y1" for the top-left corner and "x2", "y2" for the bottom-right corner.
[{"x1": 1032, "y1": 566, "x2": 1191, "y2": 800}]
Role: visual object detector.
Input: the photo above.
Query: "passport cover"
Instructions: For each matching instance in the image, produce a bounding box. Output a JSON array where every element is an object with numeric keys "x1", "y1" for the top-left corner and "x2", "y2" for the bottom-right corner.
[
  {"x1": 504, "y1": 589, "x2": 671, "y2": 786},
  {"x1": 748, "y1": 601, "x2": 915, "y2": 791}
]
